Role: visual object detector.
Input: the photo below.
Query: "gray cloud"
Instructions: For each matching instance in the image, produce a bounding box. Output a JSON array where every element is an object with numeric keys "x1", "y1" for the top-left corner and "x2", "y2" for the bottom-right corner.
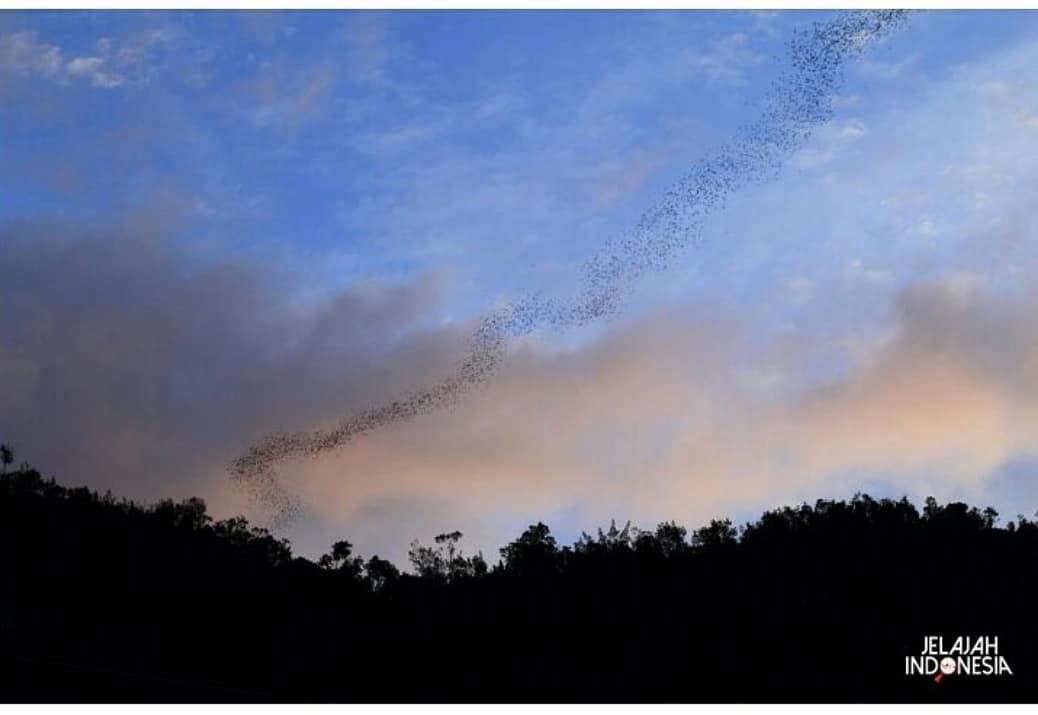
[
  {"x1": 0, "y1": 218, "x2": 470, "y2": 525},
  {"x1": 5, "y1": 213, "x2": 1038, "y2": 565}
]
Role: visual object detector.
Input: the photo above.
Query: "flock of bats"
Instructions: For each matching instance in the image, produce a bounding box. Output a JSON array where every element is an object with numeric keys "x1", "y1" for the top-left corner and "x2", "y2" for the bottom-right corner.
[{"x1": 229, "y1": 10, "x2": 912, "y2": 527}]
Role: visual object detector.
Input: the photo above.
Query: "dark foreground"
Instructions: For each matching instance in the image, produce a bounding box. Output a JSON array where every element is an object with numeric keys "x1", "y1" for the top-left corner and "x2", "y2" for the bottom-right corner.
[{"x1": 1, "y1": 465, "x2": 1035, "y2": 702}]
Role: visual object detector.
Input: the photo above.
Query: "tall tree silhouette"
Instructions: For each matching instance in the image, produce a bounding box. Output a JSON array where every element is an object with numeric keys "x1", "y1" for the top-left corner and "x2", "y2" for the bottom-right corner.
[{"x1": 0, "y1": 444, "x2": 12, "y2": 475}]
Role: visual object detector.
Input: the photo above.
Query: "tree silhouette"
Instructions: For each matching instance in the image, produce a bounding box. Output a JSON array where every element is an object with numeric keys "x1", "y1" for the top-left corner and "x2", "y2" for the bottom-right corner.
[
  {"x1": 500, "y1": 522, "x2": 558, "y2": 577},
  {"x1": 0, "y1": 444, "x2": 12, "y2": 475},
  {"x1": 408, "y1": 538, "x2": 447, "y2": 580},
  {"x1": 692, "y1": 517, "x2": 738, "y2": 548},
  {"x1": 364, "y1": 555, "x2": 400, "y2": 591},
  {"x1": 632, "y1": 521, "x2": 688, "y2": 558},
  {"x1": 318, "y1": 540, "x2": 365, "y2": 581},
  {"x1": 435, "y1": 530, "x2": 463, "y2": 573},
  {"x1": 2, "y1": 452, "x2": 1037, "y2": 702},
  {"x1": 409, "y1": 531, "x2": 487, "y2": 582}
]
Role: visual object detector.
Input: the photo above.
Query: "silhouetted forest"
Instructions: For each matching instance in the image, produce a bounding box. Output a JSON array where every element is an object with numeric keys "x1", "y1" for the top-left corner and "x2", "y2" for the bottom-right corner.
[{"x1": 1, "y1": 445, "x2": 1035, "y2": 702}]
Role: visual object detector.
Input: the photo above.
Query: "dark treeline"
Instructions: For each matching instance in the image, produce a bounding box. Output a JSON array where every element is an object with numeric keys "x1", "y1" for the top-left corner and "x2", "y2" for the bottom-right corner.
[{"x1": 1, "y1": 448, "x2": 1036, "y2": 702}]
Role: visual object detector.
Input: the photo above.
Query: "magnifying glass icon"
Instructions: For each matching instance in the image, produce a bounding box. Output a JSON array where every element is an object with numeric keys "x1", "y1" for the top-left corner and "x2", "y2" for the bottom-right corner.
[{"x1": 934, "y1": 657, "x2": 956, "y2": 683}]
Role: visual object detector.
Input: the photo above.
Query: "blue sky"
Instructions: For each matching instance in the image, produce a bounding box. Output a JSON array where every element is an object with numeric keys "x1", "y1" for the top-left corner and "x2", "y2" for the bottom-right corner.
[
  {"x1": 4, "y1": 11, "x2": 1036, "y2": 311},
  {"x1": 4, "y1": 11, "x2": 1038, "y2": 563}
]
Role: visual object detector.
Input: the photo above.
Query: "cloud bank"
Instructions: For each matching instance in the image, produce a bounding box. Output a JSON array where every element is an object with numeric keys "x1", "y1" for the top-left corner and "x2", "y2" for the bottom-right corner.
[
  {"x1": 4, "y1": 12, "x2": 1038, "y2": 564},
  {"x1": 5, "y1": 219, "x2": 1038, "y2": 563}
]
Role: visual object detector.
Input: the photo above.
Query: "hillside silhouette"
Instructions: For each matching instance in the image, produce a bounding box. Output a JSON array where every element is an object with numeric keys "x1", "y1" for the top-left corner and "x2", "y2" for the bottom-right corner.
[{"x1": 1, "y1": 445, "x2": 1036, "y2": 703}]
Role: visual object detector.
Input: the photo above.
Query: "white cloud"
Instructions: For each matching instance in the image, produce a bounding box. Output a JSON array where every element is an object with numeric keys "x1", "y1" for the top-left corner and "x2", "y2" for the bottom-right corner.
[
  {"x1": 681, "y1": 31, "x2": 765, "y2": 86},
  {"x1": 239, "y1": 61, "x2": 339, "y2": 131},
  {"x1": 0, "y1": 31, "x2": 62, "y2": 79},
  {"x1": 0, "y1": 27, "x2": 175, "y2": 91},
  {"x1": 786, "y1": 276, "x2": 814, "y2": 304},
  {"x1": 66, "y1": 56, "x2": 125, "y2": 88},
  {"x1": 854, "y1": 52, "x2": 920, "y2": 81}
]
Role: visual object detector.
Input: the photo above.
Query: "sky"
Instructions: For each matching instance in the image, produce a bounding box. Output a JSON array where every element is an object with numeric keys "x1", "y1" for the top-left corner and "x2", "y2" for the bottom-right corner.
[{"x1": 3, "y1": 10, "x2": 1038, "y2": 565}]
